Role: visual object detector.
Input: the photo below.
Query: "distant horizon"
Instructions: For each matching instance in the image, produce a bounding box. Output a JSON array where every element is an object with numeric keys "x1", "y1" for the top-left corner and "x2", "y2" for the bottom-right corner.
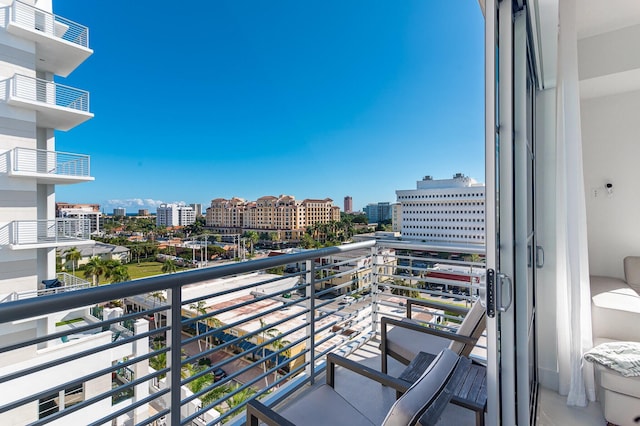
[{"x1": 55, "y1": 2, "x2": 485, "y2": 212}]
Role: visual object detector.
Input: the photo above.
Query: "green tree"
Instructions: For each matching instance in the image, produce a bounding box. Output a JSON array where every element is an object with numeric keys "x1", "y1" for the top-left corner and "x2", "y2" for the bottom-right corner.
[
  {"x1": 225, "y1": 384, "x2": 256, "y2": 411},
  {"x1": 161, "y1": 259, "x2": 178, "y2": 274},
  {"x1": 65, "y1": 247, "x2": 82, "y2": 275},
  {"x1": 84, "y1": 257, "x2": 106, "y2": 286},
  {"x1": 242, "y1": 231, "x2": 259, "y2": 256},
  {"x1": 259, "y1": 319, "x2": 281, "y2": 387},
  {"x1": 149, "y1": 291, "x2": 167, "y2": 329},
  {"x1": 108, "y1": 265, "x2": 131, "y2": 283},
  {"x1": 189, "y1": 300, "x2": 208, "y2": 352}
]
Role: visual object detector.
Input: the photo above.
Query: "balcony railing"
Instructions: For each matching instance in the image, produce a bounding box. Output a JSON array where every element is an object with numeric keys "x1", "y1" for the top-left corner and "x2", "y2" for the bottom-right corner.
[
  {"x1": 0, "y1": 273, "x2": 92, "y2": 304},
  {"x1": 0, "y1": 240, "x2": 485, "y2": 425},
  {"x1": 5, "y1": 218, "x2": 92, "y2": 249},
  {"x1": 10, "y1": 74, "x2": 90, "y2": 112},
  {"x1": 10, "y1": 0, "x2": 89, "y2": 48},
  {"x1": 9, "y1": 147, "x2": 92, "y2": 182}
]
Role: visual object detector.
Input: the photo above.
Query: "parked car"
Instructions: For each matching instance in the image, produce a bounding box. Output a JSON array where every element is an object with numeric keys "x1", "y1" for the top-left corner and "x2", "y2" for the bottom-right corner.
[{"x1": 213, "y1": 367, "x2": 227, "y2": 381}]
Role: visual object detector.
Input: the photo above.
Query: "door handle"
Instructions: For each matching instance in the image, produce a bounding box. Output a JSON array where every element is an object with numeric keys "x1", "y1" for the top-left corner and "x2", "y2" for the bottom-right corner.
[
  {"x1": 496, "y1": 273, "x2": 513, "y2": 312},
  {"x1": 536, "y1": 245, "x2": 544, "y2": 268}
]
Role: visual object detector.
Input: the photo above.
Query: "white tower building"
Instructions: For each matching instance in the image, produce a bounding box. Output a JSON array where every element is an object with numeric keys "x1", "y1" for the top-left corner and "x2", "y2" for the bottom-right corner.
[{"x1": 396, "y1": 173, "x2": 486, "y2": 245}]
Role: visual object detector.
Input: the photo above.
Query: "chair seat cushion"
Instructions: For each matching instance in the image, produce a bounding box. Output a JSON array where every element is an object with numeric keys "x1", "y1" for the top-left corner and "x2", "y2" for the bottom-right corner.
[
  {"x1": 279, "y1": 384, "x2": 375, "y2": 426},
  {"x1": 386, "y1": 318, "x2": 450, "y2": 362}
]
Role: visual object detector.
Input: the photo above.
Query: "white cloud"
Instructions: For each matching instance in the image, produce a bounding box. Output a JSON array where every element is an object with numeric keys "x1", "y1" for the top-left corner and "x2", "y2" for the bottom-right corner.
[{"x1": 103, "y1": 198, "x2": 187, "y2": 211}]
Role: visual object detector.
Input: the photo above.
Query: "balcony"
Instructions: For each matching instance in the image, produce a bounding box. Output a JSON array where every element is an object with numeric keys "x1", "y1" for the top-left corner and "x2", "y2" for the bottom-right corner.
[
  {"x1": 0, "y1": 273, "x2": 92, "y2": 304},
  {"x1": 8, "y1": 147, "x2": 93, "y2": 184},
  {"x1": 6, "y1": 0, "x2": 92, "y2": 77},
  {"x1": 7, "y1": 74, "x2": 93, "y2": 131},
  {"x1": 2, "y1": 218, "x2": 94, "y2": 250},
  {"x1": 0, "y1": 241, "x2": 604, "y2": 425}
]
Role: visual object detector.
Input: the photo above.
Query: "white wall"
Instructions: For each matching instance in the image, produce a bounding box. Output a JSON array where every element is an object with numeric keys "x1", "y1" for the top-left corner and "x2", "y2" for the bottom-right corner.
[{"x1": 582, "y1": 89, "x2": 640, "y2": 278}]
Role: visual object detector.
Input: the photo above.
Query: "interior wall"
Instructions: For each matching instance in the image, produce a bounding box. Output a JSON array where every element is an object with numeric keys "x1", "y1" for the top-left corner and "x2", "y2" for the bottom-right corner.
[{"x1": 581, "y1": 89, "x2": 640, "y2": 278}]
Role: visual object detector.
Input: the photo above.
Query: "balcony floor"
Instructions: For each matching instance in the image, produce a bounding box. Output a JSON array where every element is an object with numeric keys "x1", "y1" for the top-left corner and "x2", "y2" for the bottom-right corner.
[{"x1": 271, "y1": 339, "x2": 606, "y2": 426}]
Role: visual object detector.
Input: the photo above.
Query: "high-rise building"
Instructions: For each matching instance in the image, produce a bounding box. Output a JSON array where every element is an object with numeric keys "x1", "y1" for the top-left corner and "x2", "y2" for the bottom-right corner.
[
  {"x1": 189, "y1": 203, "x2": 203, "y2": 217},
  {"x1": 56, "y1": 203, "x2": 102, "y2": 234},
  {"x1": 391, "y1": 203, "x2": 402, "y2": 232},
  {"x1": 113, "y1": 207, "x2": 126, "y2": 217},
  {"x1": 156, "y1": 203, "x2": 196, "y2": 227},
  {"x1": 138, "y1": 209, "x2": 150, "y2": 216},
  {"x1": 0, "y1": 4, "x2": 148, "y2": 423},
  {"x1": 396, "y1": 173, "x2": 485, "y2": 244},
  {"x1": 206, "y1": 195, "x2": 340, "y2": 240},
  {"x1": 362, "y1": 202, "x2": 392, "y2": 223},
  {"x1": 344, "y1": 196, "x2": 353, "y2": 213}
]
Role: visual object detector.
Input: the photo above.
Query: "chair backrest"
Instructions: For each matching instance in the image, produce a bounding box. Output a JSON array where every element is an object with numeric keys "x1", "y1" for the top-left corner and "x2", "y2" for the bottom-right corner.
[
  {"x1": 381, "y1": 349, "x2": 470, "y2": 426},
  {"x1": 448, "y1": 300, "x2": 486, "y2": 356}
]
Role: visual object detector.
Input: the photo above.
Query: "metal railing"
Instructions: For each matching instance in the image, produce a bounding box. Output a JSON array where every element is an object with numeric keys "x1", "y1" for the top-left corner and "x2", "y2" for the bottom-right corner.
[
  {"x1": 8, "y1": 218, "x2": 91, "y2": 246},
  {"x1": 11, "y1": 74, "x2": 90, "y2": 112},
  {"x1": 11, "y1": 147, "x2": 91, "y2": 178},
  {"x1": 11, "y1": 0, "x2": 89, "y2": 47},
  {"x1": 0, "y1": 240, "x2": 485, "y2": 425},
  {"x1": 0, "y1": 273, "x2": 92, "y2": 304}
]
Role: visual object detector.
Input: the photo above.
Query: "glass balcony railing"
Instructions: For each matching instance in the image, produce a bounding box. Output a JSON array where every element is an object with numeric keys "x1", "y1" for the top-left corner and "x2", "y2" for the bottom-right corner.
[{"x1": 0, "y1": 240, "x2": 486, "y2": 425}]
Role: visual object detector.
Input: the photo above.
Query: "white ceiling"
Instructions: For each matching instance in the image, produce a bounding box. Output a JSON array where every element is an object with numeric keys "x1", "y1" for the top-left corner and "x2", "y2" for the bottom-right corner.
[{"x1": 576, "y1": 0, "x2": 640, "y2": 39}]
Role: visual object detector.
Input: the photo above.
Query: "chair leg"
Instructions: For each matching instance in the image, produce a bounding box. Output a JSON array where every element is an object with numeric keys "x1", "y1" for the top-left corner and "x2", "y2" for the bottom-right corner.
[{"x1": 382, "y1": 352, "x2": 388, "y2": 374}]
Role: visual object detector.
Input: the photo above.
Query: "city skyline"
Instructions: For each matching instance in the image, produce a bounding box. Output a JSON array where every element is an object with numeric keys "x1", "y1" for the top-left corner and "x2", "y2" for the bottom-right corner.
[{"x1": 54, "y1": 1, "x2": 484, "y2": 212}]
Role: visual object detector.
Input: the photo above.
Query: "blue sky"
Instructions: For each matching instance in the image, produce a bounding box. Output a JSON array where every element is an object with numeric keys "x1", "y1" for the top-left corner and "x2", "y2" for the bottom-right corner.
[{"x1": 55, "y1": 1, "x2": 484, "y2": 213}]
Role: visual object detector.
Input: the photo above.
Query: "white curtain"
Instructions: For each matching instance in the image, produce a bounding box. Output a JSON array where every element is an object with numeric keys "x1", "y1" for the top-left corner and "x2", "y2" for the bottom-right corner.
[{"x1": 554, "y1": 0, "x2": 596, "y2": 406}]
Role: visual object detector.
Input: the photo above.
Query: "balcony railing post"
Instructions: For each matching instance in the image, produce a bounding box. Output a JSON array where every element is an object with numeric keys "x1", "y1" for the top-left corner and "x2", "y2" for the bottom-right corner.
[
  {"x1": 304, "y1": 259, "x2": 315, "y2": 384},
  {"x1": 168, "y1": 287, "x2": 182, "y2": 426},
  {"x1": 371, "y1": 246, "x2": 379, "y2": 336}
]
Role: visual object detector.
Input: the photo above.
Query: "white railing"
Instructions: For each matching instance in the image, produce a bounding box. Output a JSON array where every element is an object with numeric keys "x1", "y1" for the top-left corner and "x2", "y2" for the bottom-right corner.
[
  {"x1": 9, "y1": 218, "x2": 91, "y2": 246},
  {"x1": 11, "y1": 74, "x2": 90, "y2": 112},
  {"x1": 11, "y1": 0, "x2": 89, "y2": 48},
  {"x1": 11, "y1": 147, "x2": 90, "y2": 178},
  {"x1": 0, "y1": 240, "x2": 485, "y2": 425}
]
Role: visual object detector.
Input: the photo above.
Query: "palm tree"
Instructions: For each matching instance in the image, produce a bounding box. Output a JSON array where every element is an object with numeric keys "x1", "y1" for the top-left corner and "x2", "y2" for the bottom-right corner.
[
  {"x1": 149, "y1": 291, "x2": 167, "y2": 329},
  {"x1": 269, "y1": 332, "x2": 291, "y2": 383},
  {"x1": 84, "y1": 257, "x2": 106, "y2": 286},
  {"x1": 189, "y1": 300, "x2": 208, "y2": 352},
  {"x1": 225, "y1": 384, "x2": 256, "y2": 411},
  {"x1": 109, "y1": 265, "x2": 130, "y2": 283},
  {"x1": 259, "y1": 319, "x2": 281, "y2": 387},
  {"x1": 65, "y1": 247, "x2": 82, "y2": 275},
  {"x1": 161, "y1": 259, "x2": 178, "y2": 274}
]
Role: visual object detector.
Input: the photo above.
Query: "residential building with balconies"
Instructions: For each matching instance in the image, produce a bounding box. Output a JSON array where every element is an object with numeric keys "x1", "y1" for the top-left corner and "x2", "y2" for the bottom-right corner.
[
  {"x1": 156, "y1": 203, "x2": 195, "y2": 227},
  {"x1": 0, "y1": 3, "x2": 147, "y2": 424}
]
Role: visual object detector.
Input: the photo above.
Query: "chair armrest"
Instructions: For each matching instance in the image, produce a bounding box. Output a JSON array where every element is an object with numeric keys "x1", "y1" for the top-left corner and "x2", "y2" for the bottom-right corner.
[
  {"x1": 326, "y1": 352, "x2": 410, "y2": 393},
  {"x1": 246, "y1": 400, "x2": 296, "y2": 426},
  {"x1": 406, "y1": 299, "x2": 468, "y2": 318},
  {"x1": 380, "y1": 316, "x2": 477, "y2": 347}
]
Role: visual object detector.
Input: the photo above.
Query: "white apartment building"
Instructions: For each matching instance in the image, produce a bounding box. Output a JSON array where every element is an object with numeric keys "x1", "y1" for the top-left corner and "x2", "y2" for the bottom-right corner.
[
  {"x1": 156, "y1": 203, "x2": 195, "y2": 227},
  {"x1": 0, "y1": 3, "x2": 147, "y2": 424},
  {"x1": 56, "y1": 202, "x2": 101, "y2": 234},
  {"x1": 396, "y1": 173, "x2": 485, "y2": 245}
]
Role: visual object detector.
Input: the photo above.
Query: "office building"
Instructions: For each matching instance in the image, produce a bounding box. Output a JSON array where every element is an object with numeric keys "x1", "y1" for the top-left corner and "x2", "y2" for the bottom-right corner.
[
  {"x1": 396, "y1": 173, "x2": 485, "y2": 244},
  {"x1": 362, "y1": 202, "x2": 392, "y2": 223},
  {"x1": 343, "y1": 196, "x2": 353, "y2": 213}
]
